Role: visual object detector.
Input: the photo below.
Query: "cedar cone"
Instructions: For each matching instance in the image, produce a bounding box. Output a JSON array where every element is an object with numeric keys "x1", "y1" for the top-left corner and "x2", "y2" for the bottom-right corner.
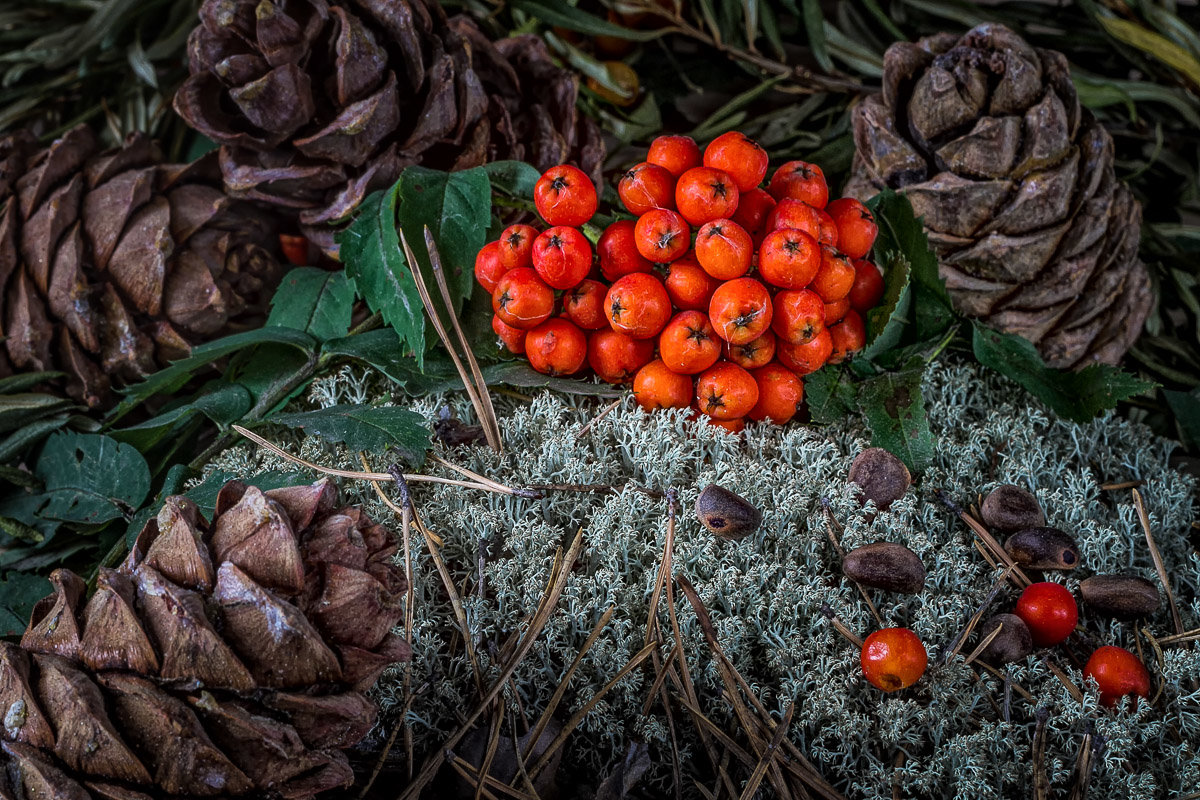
[
  {"x1": 0, "y1": 124, "x2": 285, "y2": 409},
  {"x1": 1, "y1": 477, "x2": 409, "y2": 798},
  {"x1": 173, "y1": 0, "x2": 606, "y2": 253},
  {"x1": 846, "y1": 24, "x2": 1151, "y2": 369}
]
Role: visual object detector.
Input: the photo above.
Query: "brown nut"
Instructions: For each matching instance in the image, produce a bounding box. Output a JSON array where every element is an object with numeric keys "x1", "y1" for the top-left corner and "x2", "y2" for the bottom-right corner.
[
  {"x1": 848, "y1": 448, "x2": 911, "y2": 513},
  {"x1": 980, "y1": 484, "x2": 1045, "y2": 533},
  {"x1": 1003, "y1": 527, "x2": 1080, "y2": 570},
  {"x1": 841, "y1": 542, "x2": 926, "y2": 594},
  {"x1": 695, "y1": 485, "x2": 762, "y2": 540},
  {"x1": 977, "y1": 613, "x2": 1033, "y2": 664},
  {"x1": 1080, "y1": 575, "x2": 1160, "y2": 619}
]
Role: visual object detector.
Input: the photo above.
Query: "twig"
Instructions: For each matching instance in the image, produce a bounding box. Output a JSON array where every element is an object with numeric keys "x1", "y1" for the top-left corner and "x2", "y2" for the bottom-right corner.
[
  {"x1": 1042, "y1": 654, "x2": 1084, "y2": 702},
  {"x1": 397, "y1": 531, "x2": 585, "y2": 800},
  {"x1": 1033, "y1": 707, "x2": 1051, "y2": 800},
  {"x1": 819, "y1": 603, "x2": 864, "y2": 649},
  {"x1": 399, "y1": 228, "x2": 502, "y2": 452},
  {"x1": 1100, "y1": 479, "x2": 1144, "y2": 490},
  {"x1": 975, "y1": 661, "x2": 1034, "y2": 702},
  {"x1": 940, "y1": 567, "x2": 1014, "y2": 665},
  {"x1": 427, "y1": 453, "x2": 541, "y2": 498},
  {"x1": 937, "y1": 490, "x2": 1031, "y2": 587},
  {"x1": 509, "y1": 712, "x2": 542, "y2": 800},
  {"x1": 737, "y1": 703, "x2": 795, "y2": 800},
  {"x1": 961, "y1": 622, "x2": 1003, "y2": 666},
  {"x1": 1132, "y1": 488, "x2": 1184, "y2": 635},
  {"x1": 576, "y1": 398, "x2": 622, "y2": 440},
  {"x1": 1155, "y1": 626, "x2": 1200, "y2": 646},
  {"x1": 232, "y1": 425, "x2": 519, "y2": 494},
  {"x1": 476, "y1": 706, "x2": 506, "y2": 800}
]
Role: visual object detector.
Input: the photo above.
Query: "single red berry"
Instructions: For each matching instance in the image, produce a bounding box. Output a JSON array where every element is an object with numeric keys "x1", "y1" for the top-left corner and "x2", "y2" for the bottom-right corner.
[
  {"x1": 824, "y1": 297, "x2": 851, "y2": 325},
  {"x1": 815, "y1": 208, "x2": 839, "y2": 248},
  {"x1": 827, "y1": 197, "x2": 878, "y2": 259},
  {"x1": 861, "y1": 628, "x2": 927, "y2": 692},
  {"x1": 694, "y1": 218, "x2": 753, "y2": 280},
  {"x1": 726, "y1": 330, "x2": 776, "y2": 370},
  {"x1": 848, "y1": 259, "x2": 886, "y2": 312},
  {"x1": 634, "y1": 208, "x2": 691, "y2": 263},
  {"x1": 828, "y1": 309, "x2": 866, "y2": 364},
  {"x1": 705, "y1": 415, "x2": 746, "y2": 434},
  {"x1": 695, "y1": 361, "x2": 759, "y2": 420},
  {"x1": 732, "y1": 187, "x2": 777, "y2": 236},
  {"x1": 1084, "y1": 646, "x2": 1151, "y2": 708},
  {"x1": 492, "y1": 314, "x2": 526, "y2": 354},
  {"x1": 534, "y1": 164, "x2": 598, "y2": 226},
  {"x1": 619, "y1": 161, "x2": 676, "y2": 216},
  {"x1": 768, "y1": 160, "x2": 829, "y2": 209},
  {"x1": 474, "y1": 240, "x2": 509, "y2": 294},
  {"x1": 497, "y1": 223, "x2": 538, "y2": 270},
  {"x1": 665, "y1": 254, "x2": 720, "y2": 312},
  {"x1": 767, "y1": 198, "x2": 824, "y2": 240},
  {"x1": 777, "y1": 328, "x2": 833, "y2": 375},
  {"x1": 659, "y1": 311, "x2": 721, "y2": 375},
  {"x1": 647, "y1": 134, "x2": 701, "y2": 178},
  {"x1": 532, "y1": 226, "x2": 593, "y2": 290},
  {"x1": 675, "y1": 166, "x2": 740, "y2": 227},
  {"x1": 1014, "y1": 582, "x2": 1078, "y2": 647},
  {"x1": 633, "y1": 358, "x2": 694, "y2": 409},
  {"x1": 748, "y1": 362, "x2": 804, "y2": 424},
  {"x1": 810, "y1": 246, "x2": 856, "y2": 303},
  {"x1": 598, "y1": 219, "x2": 655, "y2": 281},
  {"x1": 771, "y1": 289, "x2": 825, "y2": 345},
  {"x1": 492, "y1": 267, "x2": 554, "y2": 330},
  {"x1": 758, "y1": 228, "x2": 821, "y2": 289},
  {"x1": 589, "y1": 329, "x2": 656, "y2": 384},
  {"x1": 606, "y1": 272, "x2": 672, "y2": 339},
  {"x1": 279, "y1": 233, "x2": 317, "y2": 266},
  {"x1": 564, "y1": 279, "x2": 610, "y2": 330},
  {"x1": 525, "y1": 318, "x2": 587, "y2": 376},
  {"x1": 708, "y1": 278, "x2": 773, "y2": 345},
  {"x1": 703, "y1": 131, "x2": 768, "y2": 192}
]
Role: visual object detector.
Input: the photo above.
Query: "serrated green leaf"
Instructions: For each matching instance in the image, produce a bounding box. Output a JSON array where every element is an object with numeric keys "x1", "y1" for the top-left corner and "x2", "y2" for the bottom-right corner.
[
  {"x1": 510, "y1": 0, "x2": 664, "y2": 40},
  {"x1": 972, "y1": 323, "x2": 1158, "y2": 422},
  {"x1": 266, "y1": 267, "x2": 355, "y2": 341},
  {"x1": 34, "y1": 432, "x2": 150, "y2": 525},
  {"x1": 0, "y1": 570, "x2": 51, "y2": 637},
  {"x1": 857, "y1": 366, "x2": 934, "y2": 474},
  {"x1": 803, "y1": 365, "x2": 859, "y2": 425},
  {"x1": 483, "y1": 160, "x2": 542, "y2": 199},
  {"x1": 115, "y1": 327, "x2": 317, "y2": 409},
  {"x1": 269, "y1": 405, "x2": 431, "y2": 468}
]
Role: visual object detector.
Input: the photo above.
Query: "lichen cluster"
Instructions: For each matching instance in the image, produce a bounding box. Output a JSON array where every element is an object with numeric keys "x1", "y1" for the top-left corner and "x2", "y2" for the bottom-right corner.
[{"x1": 204, "y1": 359, "x2": 1200, "y2": 798}]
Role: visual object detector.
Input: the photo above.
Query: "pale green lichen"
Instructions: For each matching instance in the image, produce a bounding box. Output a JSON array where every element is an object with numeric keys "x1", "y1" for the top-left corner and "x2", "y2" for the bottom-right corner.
[{"x1": 203, "y1": 359, "x2": 1200, "y2": 798}]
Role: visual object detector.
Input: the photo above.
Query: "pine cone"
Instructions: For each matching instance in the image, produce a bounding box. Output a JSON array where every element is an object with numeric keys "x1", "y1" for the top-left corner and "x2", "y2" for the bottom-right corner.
[
  {"x1": 1, "y1": 477, "x2": 408, "y2": 799},
  {"x1": 173, "y1": 0, "x2": 605, "y2": 253},
  {"x1": 846, "y1": 24, "x2": 1151, "y2": 368},
  {"x1": 0, "y1": 124, "x2": 285, "y2": 409}
]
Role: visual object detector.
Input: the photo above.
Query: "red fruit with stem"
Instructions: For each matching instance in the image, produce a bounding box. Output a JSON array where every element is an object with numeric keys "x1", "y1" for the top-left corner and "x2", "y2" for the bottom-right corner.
[
  {"x1": 768, "y1": 160, "x2": 829, "y2": 209},
  {"x1": 849, "y1": 259, "x2": 886, "y2": 312},
  {"x1": 534, "y1": 164, "x2": 597, "y2": 226},
  {"x1": 758, "y1": 228, "x2": 821, "y2": 289},
  {"x1": 634, "y1": 208, "x2": 691, "y2": 263},
  {"x1": 497, "y1": 223, "x2": 538, "y2": 270},
  {"x1": 811, "y1": 246, "x2": 856, "y2": 303},
  {"x1": 589, "y1": 329, "x2": 656, "y2": 384},
  {"x1": 474, "y1": 240, "x2": 508, "y2": 294},
  {"x1": 827, "y1": 197, "x2": 878, "y2": 259},
  {"x1": 828, "y1": 309, "x2": 866, "y2": 364},
  {"x1": 703, "y1": 131, "x2": 768, "y2": 192},
  {"x1": 732, "y1": 187, "x2": 777, "y2": 235},
  {"x1": 493, "y1": 267, "x2": 554, "y2": 330},
  {"x1": 748, "y1": 362, "x2": 804, "y2": 424},
  {"x1": 695, "y1": 362, "x2": 759, "y2": 419},
  {"x1": 771, "y1": 289, "x2": 825, "y2": 345},
  {"x1": 1084, "y1": 646, "x2": 1151, "y2": 708},
  {"x1": 695, "y1": 218, "x2": 753, "y2": 280},
  {"x1": 564, "y1": 279, "x2": 610, "y2": 330},
  {"x1": 619, "y1": 161, "x2": 676, "y2": 215},
  {"x1": 726, "y1": 330, "x2": 776, "y2": 370},
  {"x1": 492, "y1": 314, "x2": 527, "y2": 354},
  {"x1": 647, "y1": 134, "x2": 701, "y2": 177},
  {"x1": 533, "y1": 226, "x2": 593, "y2": 290},
  {"x1": 665, "y1": 255, "x2": 720, "y2": 311},
  {"x1": 598, "y1": 219, "x2": 654, "y2": 281},
  {"x1": 777, "y1": 327, "x2": 833, "y2": 375},
  {"x1": 1015, "y1": 582, "x2": 1078, "y2": 647},
  {"x1": 766, "y1": 197, "x2": 824, "y2": 240},
  {"x1": 606, "y1": 272, "x2": 672, "y2": 339},
  {"x1": 709, "y1": 278, "x2": 773, "y2": 345},
  {"x1": 525, "y1": 318, "x2": 587, "y2": 376},
  {"x1": 675, "y1": 166, "x2": 739, "y2": 226},
  {"x1": 633, "y1": 359, "x2": 693, "y2": 409},
  {"x1": 861, "y1": 628, "x2": 927, "y2": 692},
  {"x1": 658, "y1": 311, "x2": 721, "y2": 374}
]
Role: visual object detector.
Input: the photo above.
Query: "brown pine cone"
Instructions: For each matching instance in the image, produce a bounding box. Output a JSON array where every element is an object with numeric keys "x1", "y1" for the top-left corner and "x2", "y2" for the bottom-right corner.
[
  {"x1": 846, "y1": 24, "x2": 1151, "y2": 369},
  {"x1": 0, "y1": 477, "x2": 408, "y2": 799},
  {"x1": 0, "y1": 124, "x2": 285, "y2": 409},
  {"x1": 174, "y1": 0, "x2": 606, "y2": 253}
]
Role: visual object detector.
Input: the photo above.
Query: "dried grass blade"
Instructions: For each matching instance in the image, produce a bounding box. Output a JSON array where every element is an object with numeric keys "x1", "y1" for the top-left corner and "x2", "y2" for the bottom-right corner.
[
  {"x1": 1133, "y1": 488, "x2": 1184, "y2": 634},
  {"x1": 424, "y1": 226, "x2": 503, "y2": 452},
  {"x1": 1033, "y1": 708, "x2": 1051, "y2": 800},
  {"x1": 476, "y1": 706, "x2": 507, "y2": 800},
  {"x1": 738, "y1": 703, "x2": 795, "y2": 800},
  {"x1": 447, "y1": 756, "x2": 533, "y2": 800},
  {"x1": 962, "y1": 622, "x2": 1003, "y2": 666}
]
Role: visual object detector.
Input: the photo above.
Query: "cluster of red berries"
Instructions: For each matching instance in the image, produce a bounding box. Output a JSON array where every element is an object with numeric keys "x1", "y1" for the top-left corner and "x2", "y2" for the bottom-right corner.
[{"x1": 475, "y1": 132, "x2": 886, "y2": 431}]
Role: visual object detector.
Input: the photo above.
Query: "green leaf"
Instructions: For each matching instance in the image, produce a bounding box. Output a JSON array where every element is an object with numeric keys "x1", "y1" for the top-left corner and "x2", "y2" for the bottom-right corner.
[
  {"x1": 112, "y1": 383, "x2": 254, "y2": 451},
  {"x1": 0, "y1": 465, "x2": 40, "y2": 491},
  {"x1": 971, "y1": 323, "x2": 1158, "y2": 422},
  {"x1": 478, "y1": 361, "x2": 624, "y2": 397},
  {"x1": 1164, "y1": 388, "x2": 1200, "y2": 447},
  {"x1": 483, "y1": 160, "x2": 542, "y2": 199},
  {"x1": 34, "y1": 432, "x2": 151, "y2": 525},
  {"x1": 510, "y1": 0, "x2": 664, "y2": 40},
  {"x1": 115, "y1": 328, "x2": 317, "y2": 408},
  {"x1": 857, "y1": 366, "x2": 934, "y2": 475},
  {"x1": 266, "y1": 267, "x2": 355, "y2": 341},
  {"x1": 803, "y1": 365, "x2": 859, "y2": 425},
  {"x1": 0, "y1": 372, "x2": 64, "y2": 395},
  {"x1": 801, "y1": 0, "x2": 833, "y2": 72},
  {"x1": 0, "y1": 413, "x2": 72, "y2": 463},
  {"x1": 0, "y1": 514, "x2": 44, "y2": 543},
  {"x1": 0, "y1": 393, "x2": 75, "y2": 435},
  {"x1": 0, "y1": 571, "x2": 51, "y2": 637},
  {"x1": 269, "y1": 405, "x2": 431, "y2": 468}
]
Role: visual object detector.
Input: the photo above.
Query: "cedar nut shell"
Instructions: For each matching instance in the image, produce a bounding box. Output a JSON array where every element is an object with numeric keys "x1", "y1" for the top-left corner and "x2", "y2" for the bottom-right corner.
[
  {"x1": 842, "y1": 542, "x2": 926, "y2": 594},
  {"x1": 1003, "y1": 527, "x2": 1080, "y2": 570},
  {"x1": 848, "y1": 448, "x2": 911, "y2": 512},
  {"x1": 1080, "y1": 575, "x2": 1160, "y2": 619},
  {"x1": 977, "y1": 613, "x2": 1033, "y2": 665},
  {"x1": 981, "y1": 484, "x2": 1045, "y2": 533},
  {"x1": 695, "y1": 485, "x2": 762, "y2": 540}
]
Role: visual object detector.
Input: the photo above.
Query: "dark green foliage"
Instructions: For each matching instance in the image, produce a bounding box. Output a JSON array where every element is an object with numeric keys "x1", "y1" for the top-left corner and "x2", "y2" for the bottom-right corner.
[{"x1": 270, "y1": 405, "x2": 431, "y2": 469}]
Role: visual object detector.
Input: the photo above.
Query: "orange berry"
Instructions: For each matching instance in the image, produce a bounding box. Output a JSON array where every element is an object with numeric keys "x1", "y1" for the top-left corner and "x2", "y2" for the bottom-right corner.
[
  {"x1": 588, "y1": 329, "x2": 655, "y2": 383},
  {"x1": 758, "y1": 228, "x2": 821, "y2": 289},
  {"x1": 659, "y1": 311, "x2": 721, "y2": 375},
  {"x1": 633, "y1": 358, "x2": 694, "y2": 409},
  {"x1": 861, "y1": 628, "x2": 927, "y2": 692},
  {"x1": 474, "y1": 240, "x2": 508, "y2": 294},
  {"x1": 664, "y1": 254, "x2": 720, "y2": 312},
  {"x1": 695, "y1": 218, "x2": 753, "y2": 280},
  {"x1": 1084, "y1": 646, "x2": 1151, "y2": 708},
  {"x1": 777, "y1": 328, "x2": 833, "y2": 375},
  {"x1": 766, "y1": 197, "x2": 823, "y2": 240},
  {"x1": 675, "y1": 166, "x2": 739, "y2": 227},
  {"x1": 849, "y1": 259, "x2": 885, "y2": 312},
  {"x1": 564, "y1": 279, "x2": 610, "y2": 330},
  {"x1": 810, "y1": 246, "x2": 855, "y2": 303},
  {"x1": 606, "y1": 272, "x2": 672, "y2": 339},
  {"x1": 828, "y1": 310, "x2": 866, "y2": 363},
  {"x1": 768, "y1": 160, "x2": 829, "y2": 209},
  {"x1": 708, "y1": 278, "x2": 773, "y2": 345},
  {"x1": 827, "y1": 197, "x2": 878, "y2": 259},
  {"x1": 493, "y1": 267, "x2": 554, "y2": 330},
  {"x1": 492, "y1": 314, "x2": 526, "y2": 354},
  {"x1": 726, "y1": 330, "x2": 776, "y2": 370},
  {"x1": 706, "y1": 415, "x2": 745, "y2": 434},
  {"x1": 619, "y1": 161, "x2": 676, "y2": 216},
  {"x1": 647, "y1": 134, "x2": 701, "y2": 178},
  {"x1": 732, "y1": 187, "x2": 777, "y2": 235},
  {"x1": 748, "y1": 362, "x2": 805, "y2": 424},
  {"x1": 532, "y1": 226, "x2": 592, "y2": 290},
  {"x1": 815, "y1": 208, "x2": 839, "y2": 247},
  {"x1": 598, "y1": 219, "x2": 654, "y2": 281},
  {"x1": 525, "y1": 318, "x2": 587, "y2": 376},
  {"x1": 634, "y1": 208, "x2": 690, "y2": 263},
  {"x1": 695, "y1": 361, "x2": 759, "y2": 420},
  {"x1": 534, "y1": 164, "x2": 597, "y2": 226},
  {"x1": 771, "y1": 289, "x2": 825, "y2": 345},
  {"x1": 824, "y1": 297, "x2": 851, "y2": 325},
  {"x1": 703, "y1": 131, "x2": 768, "y2": 192},
  {"x1": 497, "y1": 224, "x2": 538, "y2": 270}
]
